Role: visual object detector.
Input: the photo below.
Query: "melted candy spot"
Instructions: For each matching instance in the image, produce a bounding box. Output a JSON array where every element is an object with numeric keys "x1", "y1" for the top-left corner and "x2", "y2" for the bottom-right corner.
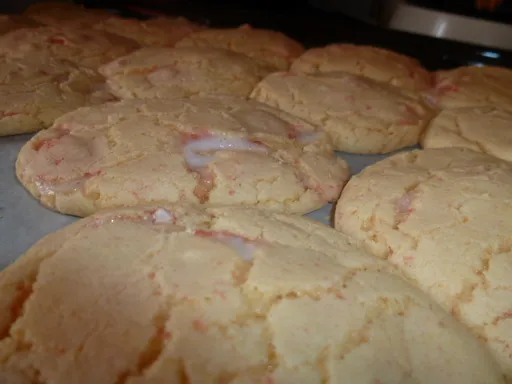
[
  {"x1": 195, "y1": 230, "x2": 257, "y2": 262},
  {"x1": 183, "y1": 135, "x2": 268, "y2": 169},
  {"x1": 152, "y1": 208, "x2": 174, "y2": 224}
]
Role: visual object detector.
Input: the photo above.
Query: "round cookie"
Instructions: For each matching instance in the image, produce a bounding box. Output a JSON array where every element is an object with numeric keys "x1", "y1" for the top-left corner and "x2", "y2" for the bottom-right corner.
[
  {"x1": 335, "y1": 147, "x2": 512, "y2": 378},
  {"x1": 174, "y1": 24, "x2": 305, "y2": 71},
  {"x1": 421, "y1": 106, "x2": 512, "y2": 162},
  {"x1": 0, "y1": 55, "x2": 115, "y2": 136},
  {"x1": 23, "y1": 2, "x2": 111, "y2": 29},
  {"x1": 429, "y1": 65, "x2": 512, "y2": 110},
  {"x1": 16, "y1": 96, "x2": 349, "y2": 217},
  {"x1": 99, "y1": 47, "x2": 275, "y2": 99},
  {"x1": 250, "y1": 71, "x2": 434, "y2": 154},
  {"x1": 0, "y1": 204, "x2": 506, "y2": 384},
  {"x1": 0, "y1": 26, "x2": 139, "y2": 69},
  {"x1": 93, "y1": 16, "x2": 204, "y2": 47},
  {"x1": 290, "y1": 44, "x2": 432, "y2": 91}
]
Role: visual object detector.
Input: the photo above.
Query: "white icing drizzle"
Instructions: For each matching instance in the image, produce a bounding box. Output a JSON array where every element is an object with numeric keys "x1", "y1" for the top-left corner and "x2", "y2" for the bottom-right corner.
[
  {"x1": 152, "y1": 208, "x2": 174, "y2": 224},
  {"x1": 184, "y1": 136, "x2": 268, "y2": 169}
]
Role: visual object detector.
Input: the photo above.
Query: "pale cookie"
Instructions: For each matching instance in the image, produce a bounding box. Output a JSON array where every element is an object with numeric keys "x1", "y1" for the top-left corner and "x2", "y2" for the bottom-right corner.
[
  {"x1": 0, "y1": 26, "x2": 139, "y2": 69},
  {"x1": 0, "y1": 55, "x2": 115, "y2": 136},
  {"x1": 335, "y1": 147, "x2": 512, "y2": 379},
  {"x1": 16, "y1": 96, "x2": 349, "y2": 217},
  {"x1": 251, "y1": 71, "x2": 434, "y2": 154},
  {"x1": 421, "y1": 106, "x2": 512, "y2": 162},
  {"x1": 290, "y1": 44, "x2": 432, "y2": 91},
  {"x1": 0, "y1": 204, "x2": 506, "y2": 384},
  {"x1": 174, "y1": 24, "x2": 305, "y2": 71},
  {"x1": 99, "y1": 47, "x2": 275, "y2": 99},
  {"x1": 24, "y1": 2, "x2": 111, "y2": 29},
  {"x1": 93, "y1": 16, "x2": 204, "y2": 47},
  {"x1": 428, "y1": 65, "x2": 512, "y2": 110}
]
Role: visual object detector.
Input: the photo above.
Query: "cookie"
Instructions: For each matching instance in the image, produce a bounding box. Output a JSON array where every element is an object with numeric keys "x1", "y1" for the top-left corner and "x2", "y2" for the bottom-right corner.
[
  {"x1": 0, "y1": 55, "x2": 115, "y2": 136},
  {"x1": 93, "y1": 16, "x2": 204, "y2": 47},
  {"x1": 334, "y1": 147, "x2": 512, "y2": 378},
  {"x1": 16, "y1": 96, "x2": 349, "y2": 217},
  {"x1": 421, "y1": 106, "x2": 512, "y2": 162},
  {"x1": 0, "y1": 15, "x2": 41, "y2": 35},
  {"x1": 251, "y1": 72, "x2": 434, "y2": 154},
  {"x1": 174, "y1": 24, "x2": 305, "y2": 71},
  {"x1": 0, "y1": 203, "x2": 505, "y2": 383},
  {"x1": 99, "y1": 47, "x2": 275, "y2": 99},
  {"x1": 0, "y1": 26, "x2": 139, "y2": 69},
  {"x1": 429, "y1": 65, "x2": 512, "y2": 110},
  {"x1": 24, "y1": 1, "x2": 111, "y2": 29},
  {"x1": 290, "y1": 44, "x2": 432, "y2": 91}
]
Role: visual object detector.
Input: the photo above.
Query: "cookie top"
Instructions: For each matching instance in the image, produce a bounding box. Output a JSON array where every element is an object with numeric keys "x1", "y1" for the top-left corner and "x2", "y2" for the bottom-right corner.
[
  {"x1": 251, "y1": 72, "x2": 434, "y2": 154},
  {"x1": 421, "y1": 106, "x2": 512, "y2": 162},
  {"x1": 0, "y1": 204, "x2": 505, "y2": 383},
  {"x1": 0, "y1": 55, "x2": 115, "y2": 136},
  {"x1": 0, "y1": 15, "x2": 41, "y2": 35},
  {"x1": 93, "y1": 16, "x2": 205, "y2": 47},
  {"x1": 429, "y1": 65, "x2": 512, "y2": 110},
  {"x1": 0, "y1": 26, "x2": 139, "y2": 69},
  {"x1": 290, "y1": 44, "x2": 432, "y2": 91},
  {"x1": 16, "y1": 96, "x2": 349, "y2": 217},
  {"x1": 334, "y1": 147, "x2": 512, "y2": 378},
  {"x1": 24, "y1": 2, "x2": 111, "y2": 29},
  {"x1": 174, "y1": 24, "x2": 305, "y2": 70},
  {"x1": 99, "y1": 47, "x2": 275, "y2": 99}
]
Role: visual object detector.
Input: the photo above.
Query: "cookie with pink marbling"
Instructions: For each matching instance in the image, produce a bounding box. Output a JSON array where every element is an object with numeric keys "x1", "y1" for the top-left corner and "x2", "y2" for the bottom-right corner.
[
  {"x1": 251, "y1": 71, "x2": 434, "y2": 154},
  {"x1": 16, "y1": 96, "x2": 349, "y2": 216},
  {"x1": 335, "y1": 147, "x2": 512, "y2": 379},
  {"x1": 428, "y1": 65, "x2": 512, "y2": 110},
  {"x1": 0, "y1": 203, "x2": 505, "y2": 383},
  {"x1": 0, "y1": 26, "x2": 139, "y2": 69},
  {"x1": 174, "y1": 24, "x2": 304, "y2": 70},
  {"x1": 99, "y1": 46, "x2": 275, "y2": 99},
  {"x1": 93, "y1": 16, "x2": 205, "y2": 47},
  {"x1": 290, "y1": 44, "x2": 432, "y2": 91}
]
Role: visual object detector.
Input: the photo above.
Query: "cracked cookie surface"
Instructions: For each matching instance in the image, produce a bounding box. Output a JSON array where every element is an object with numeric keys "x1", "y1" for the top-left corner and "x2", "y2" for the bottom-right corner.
[
  {"x1": 174, "y1": 24, "x2": 304, "y2": 71},
  {"x1": 93, "y1": 16, "x2": 204, "y2": 47},
  {"x1": 0, "y1": 55, "x2": 115, "y2": 136},
  {"x1": 428, "y1": 66, "x2": 512, "y2": 110},
  {"x1": 16, "y1": 96, "x2": 349, "y2": 217},
  {"x1": 99, "y1": 47, "x2": 275, "y2": 99},
  {"x1": 251, "y1": 71, "x2": 434, "y2": 154},
  {"x1": 421, "y1": 107, "x2": 512, "y2": 162},
  {"x1": 334, "y1": 147, "x2": 512, "y2": 379},
  {"x1": 0, "y1": 26, "x2": 139, "y2": 70},
  {"x1": 0, "y1": 204, "x2": 506, "y2": 384},
  {"x1": 23, "y1": 2, "x2": 111, "y2": 29},
  {"x1": 290, "y1": 44, "x2": 432, "y2": 91}
]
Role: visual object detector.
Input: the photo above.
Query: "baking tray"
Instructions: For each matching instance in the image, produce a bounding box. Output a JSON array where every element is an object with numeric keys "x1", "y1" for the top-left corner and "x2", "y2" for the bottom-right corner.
[{"x1": 0, "y1": 131, "x2": 399, "y2": 270}]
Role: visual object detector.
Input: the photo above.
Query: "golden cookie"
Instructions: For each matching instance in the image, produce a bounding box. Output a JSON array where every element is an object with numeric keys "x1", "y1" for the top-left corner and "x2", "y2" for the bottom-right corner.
[
  {"x1": 0, "y1": 204, "x2": 505, "y2": 383},
  {"x1": 335, "y1": 147, "x2": 512, "y2": 378},
  {"x1": 251, "y1": 72, "x2": 434, "y2": 154},
  {"x1": 16, "y1": 96, "x2": 349, "y2": 216},
  {"x1": 175, "y1": 24, "x2": 304, "y2": 70},
  {"x1": 99, "y1": 47, "x2": 275, "y2": 99},
  {"x1": 290, "y1": 44, "x2": 432, "y2": 91}
]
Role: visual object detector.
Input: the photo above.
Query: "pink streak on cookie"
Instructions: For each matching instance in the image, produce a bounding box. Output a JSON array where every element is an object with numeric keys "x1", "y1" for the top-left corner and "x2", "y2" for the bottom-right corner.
[
  {"x1": 34, "y1": 170, "x2": 103, "y2": 196},
  {"x1": 395, "y1": 191, "x2": 415, "y2": 224}
]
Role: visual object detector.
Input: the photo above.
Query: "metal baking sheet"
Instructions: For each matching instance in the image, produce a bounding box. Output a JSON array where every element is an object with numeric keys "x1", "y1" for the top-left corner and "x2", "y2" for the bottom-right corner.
[{"x1": 0, "y1": 132, "x2": 412, "y2": 270}]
